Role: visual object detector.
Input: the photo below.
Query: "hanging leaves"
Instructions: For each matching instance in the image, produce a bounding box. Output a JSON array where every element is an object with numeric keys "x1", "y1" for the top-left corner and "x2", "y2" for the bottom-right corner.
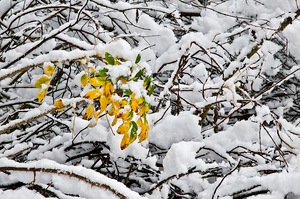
[
  {"x1": 34, "y1": 62, "x2": 56, "y2": 102},
  {"x1": 37, "y1": 51, "x2": 153, "y2": 150}
]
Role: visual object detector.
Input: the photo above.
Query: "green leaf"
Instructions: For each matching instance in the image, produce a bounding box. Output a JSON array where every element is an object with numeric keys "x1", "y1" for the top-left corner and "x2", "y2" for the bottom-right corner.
[
  {"x1": 130, "y1": 121, "x2": 138, "y2": 140},
  {"x1": 133, "y1": 69, "x2": 145, "y2": 81},
  {"x1": 135, "y1": 54, "x2": 141, "y2": 64},
  {"x1": 148, "y1": 84, "x2": 155, "y2": 96},
  {"x1": 124, "y1": 89, "x2": 133, "y2": 96},
  {"x1": 98, "y1": 68, "x2": 109, "y2": 77},
  {"x1": 105, "y1": 52, "x2": 115, "y2": 65},
  {"x1": 126, "y1": 111, "x2": 134, "y2": 120},
  {"x1": 143, "y1": 75, "x2": 151, "y2": 89}
]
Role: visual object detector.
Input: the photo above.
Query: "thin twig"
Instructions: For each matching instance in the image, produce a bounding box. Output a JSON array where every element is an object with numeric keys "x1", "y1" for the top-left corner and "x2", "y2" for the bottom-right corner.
[{"x1": 211, "y1": 159, "x2": 241, "y2": 199}]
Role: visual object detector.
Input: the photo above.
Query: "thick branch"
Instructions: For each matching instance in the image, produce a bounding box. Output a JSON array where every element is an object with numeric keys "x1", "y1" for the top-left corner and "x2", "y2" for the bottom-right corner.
[
  {"x1": 0, "y1": 99, "x2": 85, "y2": 134},
  {"x1": 0, "y1": 166, "x2": 127, "y2": 199}
]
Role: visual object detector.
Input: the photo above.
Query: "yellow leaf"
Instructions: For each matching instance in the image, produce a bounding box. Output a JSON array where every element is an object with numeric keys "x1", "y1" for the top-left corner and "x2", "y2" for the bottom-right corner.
[
  {"x1": 93, "y1": 109, "x2": 99, "y2": 121},
  {"x1": 37, "y1": 88, "x2": 47, "y2": 102},
  {"x1": 119, "y1": 99, "x2": 128, "y2": 107},
  {"x1": 83, "y1": 104, "x2": 94, "y2": 120},
  {"x1": 112, "y1": 115, "x2": 118, "y2": 126},
  {"x1": 104, "y1": 82, "x2": 114, "y2": 96},
  {"x1": 84, "y1": 88, "x2": 102, "y2": 100},
  {"x1": 99, "y1": 95, "x2": 110, "y2": 114},
  {"x1": 138, "y1": 122, "x2": 149, "y2": 142},
  {"x1": 137, "y1": 117, "x2": 143, "y2": 127},
  {"x1": 81, "y1": 73, "x2": 90, "y2": 87},
  {"x1": 138, "y1": 103, "x2": 150, "y2": 116},
  {"x1": 131, "y1": 99, "x2": 138, "y2": 112},
  {"x1": 120, "y1": 77, "x2": 128, "y2": 84},
  {"x1": 107, "y1": 107, "x2": 114, "y2": 116},
  {"x1": 117, "y1": 121, "x2": 130, "y2": 134},
  {"x1": 44, "y1": 64, "x2": 55, "y2": 76},
  {"x1": 121, "y1": 110, "x2": 132, "y2": 121},
  {"x1": 120, "y1": 132, "x2": 130, "y2": 150},
  {"x1": 144, "y1": 103, "x2": 150, "y2": 112},
  {"x1": 35, "y1": 75, "x2": 50, "y2": 88},
  {"x1": 136, "y1": 97, "x2": 143, "y2": 105},
  {"x1": 90, "y1": 77, "x2": 105, "y2": 87},
  {"x1": 54, "y1": 99, "x2": 64, "y2": 112}
]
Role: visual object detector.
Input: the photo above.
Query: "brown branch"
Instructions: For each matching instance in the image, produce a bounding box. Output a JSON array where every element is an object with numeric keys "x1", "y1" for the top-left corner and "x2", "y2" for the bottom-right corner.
[
  {"x1": 212, "y1": 159, "x2": 241, "y2": 199},
  {"x1": 0, "y1": 99, "x2": 85, "y2": 134},
  {"x1": 0, "y1": 51, "x2": 98, "y2": 81},
  {"x1": 241, "y1": 8, "x2": 300, "y2": 62}
]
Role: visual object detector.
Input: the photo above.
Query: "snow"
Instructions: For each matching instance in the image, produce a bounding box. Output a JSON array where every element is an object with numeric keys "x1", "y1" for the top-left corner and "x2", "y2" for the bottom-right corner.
[
  {"x1": 162, "y1": 141, "x2": 205, "y2": 178},
  {"x1": 0, "y1": 158, "x2": 146, "y2": 199},
  {"x1": 0, "y1": 142, "x2": 32, "y2": 158},
  {"x1": 149, "y1": 111, "x2": 202, "y2": 149},
  {"x1": 2, "y1": 0, "x2": 300, "y2": 198},
  {"x1": 0, "y1": 187, "x2": 47, "y2": 199}
]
